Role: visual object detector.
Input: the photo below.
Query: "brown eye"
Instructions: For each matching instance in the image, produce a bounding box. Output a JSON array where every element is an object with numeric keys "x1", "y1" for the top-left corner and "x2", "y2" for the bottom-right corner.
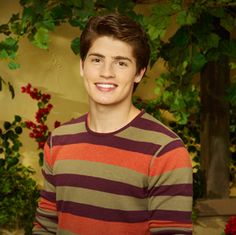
[
  {"x1": 91, "y1": 58, "x2": 101, "y2": 63},
  {"x1": 118, "y1": 61, "x2": 128, "y2": 67}
]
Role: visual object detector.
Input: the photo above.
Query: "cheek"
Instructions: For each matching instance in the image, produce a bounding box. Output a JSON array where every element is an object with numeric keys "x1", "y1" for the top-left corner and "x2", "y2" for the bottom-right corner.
[{"x1": 82, "y1": 67, "x2": 97, "y2": 81}]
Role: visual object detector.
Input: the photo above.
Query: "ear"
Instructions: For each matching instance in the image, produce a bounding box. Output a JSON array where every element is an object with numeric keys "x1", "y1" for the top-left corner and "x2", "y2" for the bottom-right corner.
[
  {"x1": 134, "y1": 68, "x2": 146, "y2": 83},
  {"x1": 80, "y1": 59, "x2": 84, "y2": 77}
]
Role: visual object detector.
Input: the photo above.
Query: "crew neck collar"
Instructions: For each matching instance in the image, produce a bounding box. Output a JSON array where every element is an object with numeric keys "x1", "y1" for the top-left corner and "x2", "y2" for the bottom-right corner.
[{"x1": 85, "y1": 109, "x2": 145, "y2": 136}]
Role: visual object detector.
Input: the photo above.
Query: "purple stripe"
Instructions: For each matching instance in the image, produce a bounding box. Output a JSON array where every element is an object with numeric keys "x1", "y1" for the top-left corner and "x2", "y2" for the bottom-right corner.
[
  {"x1": 150, "y1": 209, "x2": 192, "y2": 223},
  {"x1": 57, "y1": 200, "x2": 149, "y2": 222},
  {"x1": 157, "y1": 139, "x2": 184, "y2": 157},
  {"x1": 40, "y1": 190, "x2": 56, "y2": 202},
  {"x1": 151, "y1": 230, "x2": 192, "y2": 235},
  {"x1": 57, "y1": 201, "x2": 192, "y2": 223},
  {"x1": 46, "y1": 115, "x2": 86, "y2": 145},
  {"x1": 42, "y1": 170, "x2": 55, "y2": 186},
  {"x1": 54, "y1": 174, "x2": 148, "y2": 198},
  {"x1": 133, "y1": 117, "x2": 178, "y2": 138},
  {"x1": 63, "y1": 114, "x2": 86, "y2": 125},
  {"x1": 36, "y1": 212, "x2": 58, "y2": 221},
  {"x1": 52, "y1": 133, "x2": 161, "y2": 155},
  {"x1": 149, "y1": 184, "x2": 193, "y2": 197}
]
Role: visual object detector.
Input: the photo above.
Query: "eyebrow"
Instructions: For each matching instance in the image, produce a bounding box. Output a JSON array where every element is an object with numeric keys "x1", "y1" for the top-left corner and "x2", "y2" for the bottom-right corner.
[{"x1": 88, "y1": 53, "x2": 133, "y2": 63}]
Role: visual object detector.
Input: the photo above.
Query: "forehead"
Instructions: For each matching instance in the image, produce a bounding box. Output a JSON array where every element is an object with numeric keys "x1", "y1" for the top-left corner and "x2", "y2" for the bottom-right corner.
[{"x1": 87, "y1": 36, "x2": 135, "y2": 60}]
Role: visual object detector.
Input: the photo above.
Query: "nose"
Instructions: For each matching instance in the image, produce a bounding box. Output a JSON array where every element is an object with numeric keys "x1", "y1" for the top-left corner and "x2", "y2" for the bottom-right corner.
[{"x1": 100, "y1": 62, "x2": 115, "y2": 78}]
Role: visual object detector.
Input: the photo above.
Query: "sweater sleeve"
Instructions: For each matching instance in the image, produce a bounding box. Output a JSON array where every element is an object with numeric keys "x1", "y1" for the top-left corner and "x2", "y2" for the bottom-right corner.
[
  {"x1": 148, "y1": 140, "x2": 193, "y2": 235},
  {"x1": 33, "y1": 140, "x2": 58, "y2": 234}
]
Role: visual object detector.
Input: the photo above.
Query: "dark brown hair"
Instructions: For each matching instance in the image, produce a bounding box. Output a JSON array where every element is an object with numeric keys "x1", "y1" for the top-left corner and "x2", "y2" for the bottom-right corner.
[{"x1": 80, "y1": 14, "x2": 150, "y2": 75}]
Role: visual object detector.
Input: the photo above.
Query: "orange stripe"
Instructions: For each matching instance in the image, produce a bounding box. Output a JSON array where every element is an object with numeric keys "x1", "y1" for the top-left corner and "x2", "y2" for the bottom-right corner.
[
  {"x1": 52, "y1": 143, "x2": 151, "y2": 174},
  {"x1": 150, "y1": 147, "x2": 192, "y2": 176},
  {"x1": 44, "y1": 143, "x2": 55, "y2": 166},
  {"x1": 149, "y1": 220, "x2": 192, "y2": 228},
  {"x1": 58, "y1": 212, "x2": 150, "y2": 235},
  {"x1": 33, "y1": 223, "x2": 42, "y2": 228},
  {"x1": 38, "y1": 197, "x2": 57, "y2": 211}
]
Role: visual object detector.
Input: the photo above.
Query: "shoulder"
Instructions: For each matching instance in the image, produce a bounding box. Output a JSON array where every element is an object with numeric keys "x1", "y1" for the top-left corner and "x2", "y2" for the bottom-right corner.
[
  {"x1": 139, "y1": 112, "x2": 179, "y2": 138},
  {"x1": 136, "y1": 112, "x2": 187, "y2": 155},
  {"x1": 45, "y1": 113, "x2": 87, "y2": 148},
  {"x1": 51, "y1": 113, "x2": 87, "y2": 137},
  {"x1": 133, "y1": 111, "x2": 183, "y2": 144}
]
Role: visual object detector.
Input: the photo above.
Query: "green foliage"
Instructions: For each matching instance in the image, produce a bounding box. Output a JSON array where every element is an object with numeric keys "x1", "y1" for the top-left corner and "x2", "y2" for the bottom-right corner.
[
  {"x1": 141, "y1": 0, "x2": 236, "y2": 125},
  {"x1": 0, "y1": 116, "x2": 39, "y2": 234}
]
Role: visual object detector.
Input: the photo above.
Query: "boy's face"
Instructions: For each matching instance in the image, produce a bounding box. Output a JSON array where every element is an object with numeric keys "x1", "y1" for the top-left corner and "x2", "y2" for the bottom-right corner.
[{"x1": 80, "y1": 36, "x2": 145, "y2": 108}]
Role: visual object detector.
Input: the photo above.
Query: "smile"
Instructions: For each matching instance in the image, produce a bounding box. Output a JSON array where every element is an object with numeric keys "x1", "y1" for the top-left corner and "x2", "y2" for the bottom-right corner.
[{"x1": 95, "y1": 83, "x2": 117, "y2": 89}]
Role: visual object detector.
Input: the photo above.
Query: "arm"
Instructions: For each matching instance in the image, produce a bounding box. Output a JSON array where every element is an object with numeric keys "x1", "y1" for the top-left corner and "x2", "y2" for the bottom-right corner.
[
  {"x1": 148, "y1": 140, "x2": 193, "y2": 235},
  {"x1": 33, "y1": 141, "x2": 58, "y2": 234}
]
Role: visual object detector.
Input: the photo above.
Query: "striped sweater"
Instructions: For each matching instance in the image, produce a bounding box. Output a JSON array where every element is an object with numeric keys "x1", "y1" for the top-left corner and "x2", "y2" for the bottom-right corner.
[{"x1": 33, "y1": 110, "x2": 193, "y2": 235}]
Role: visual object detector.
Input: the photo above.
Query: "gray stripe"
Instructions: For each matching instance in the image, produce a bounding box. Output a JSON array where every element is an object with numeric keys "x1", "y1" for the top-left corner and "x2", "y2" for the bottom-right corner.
[
  {"x1": 56, "y1": 186, "x2": 147, "y2": 211},
  {"x1": 54, "y1": 159, "x2": 147, "y2": 188}
]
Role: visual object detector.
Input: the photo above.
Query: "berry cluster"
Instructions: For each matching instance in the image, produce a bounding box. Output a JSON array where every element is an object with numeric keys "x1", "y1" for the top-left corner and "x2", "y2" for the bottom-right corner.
[
  {"x1": 225, "y1": 216, "x2": 236, "y2": 235},
  {"x1": 21, "y1": 83, "x2": 61, "y2": 164}
]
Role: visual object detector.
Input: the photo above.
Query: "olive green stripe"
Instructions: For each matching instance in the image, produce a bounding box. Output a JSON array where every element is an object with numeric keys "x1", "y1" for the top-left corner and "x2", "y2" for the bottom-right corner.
[
  {"x1": 148, "y1": 168, "x2": 193, "y2": 188},
  {"x1": 44, "y1": 160, "x2": 52, "y2": 174},
  {"x1": 37, "y1": 207, "x2": 57, "y2": 217},
  {"x1": 54, "y1": 159, "x2": 147, "y2": 188},
  {"x1": 149, "y1": 195, "x2": 192, "y2": 211},
  {"x1": 52, "y1": 122, "x2": 86, "y2": 136},
  {"x1": 34, "y1": 214, "x2": 57, "y2": 233},
  {"x1": 116, "y1": 126, "x2": 173, "y2": 146},
  {"x1": 57, "y1": 186, "x2": 147, "y2": 211},
  {"x1": 142, "y1": 113, "x2": 175, "y2": 135},
  {"x1": 44, "y1": 179, "x2": 55, "y2": 192}
]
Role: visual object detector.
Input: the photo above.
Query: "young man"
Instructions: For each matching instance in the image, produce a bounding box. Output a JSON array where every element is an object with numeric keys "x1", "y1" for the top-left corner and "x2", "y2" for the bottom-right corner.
[{"x1": 33, "y1": 14, "x2": 193, "y2": 235}]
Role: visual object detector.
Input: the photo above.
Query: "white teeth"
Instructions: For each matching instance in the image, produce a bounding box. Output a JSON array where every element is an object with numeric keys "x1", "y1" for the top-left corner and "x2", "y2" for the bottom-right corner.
[{"x1": 96, "y1": 83, "x2": 116, "y2": 88}]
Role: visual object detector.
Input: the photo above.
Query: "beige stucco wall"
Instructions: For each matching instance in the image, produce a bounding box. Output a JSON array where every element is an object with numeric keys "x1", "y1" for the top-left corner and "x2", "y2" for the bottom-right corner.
[{"x1": 0, "y1": 0, "x2": 88, "y2": 185}]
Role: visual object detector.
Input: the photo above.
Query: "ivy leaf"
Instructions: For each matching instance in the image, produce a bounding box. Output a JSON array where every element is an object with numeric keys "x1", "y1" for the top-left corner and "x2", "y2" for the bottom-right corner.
[
  {"x1": 147, "y1": 24, "x2": 166, "y2": 41},
  {"x1": 37, "y1": 11, "x2": 55, "y2": 31},
  {"x1": 220, "y1": 39, "x2": 236, "y2": 58},
  {"x1": 229, "y1": 62, "x2": 236, "y2": 69},
  {"x1": 3, "y1": 37, "x2": 18, "y2": 49},
  {"x1": 175, "y1": 111, "x2": 189, "y2": 125},
  {"x1": 154, "y1": 86, "x2": 162, "y2": 95},
  {"x1": 21, "y1": 7, "x2": 34, "y2": 31},
  {"x1": 83, "y1": 0, "x2": 94, "y2": 11},
  {"x1": 32, "y1": 27, "x2": 49, "y2": 49},
  {"x1": 14, "y1": 115, "x2": 22, "y2": 123},
  {"x1": 0, "y1": 49, "x2": 8, "y2": 59},
  {"x1": 0, "y1": 24, "x2": 10, "y2": 35},
  {"x1": 205, "y1": 33, "x2": 220, "y2": 50},
  {"x1": 152, "y1": 3, "x2": 175, "y2": 18},
  {"x1": 8, "y1": 61, "x2": 20, "y2": 70},
  {"x1": 170, "y1": 1, "x2": 182, "y2": 11},
  {"x1": 176, "y1": 10, "x2": 196, "y2": 26},
  {"x1": 191, "y1": 53, "x2": 207, "y2": 73},
  {"x1": 209, "y1": 8, "x2": 225, "y2": 18},
  {"x1": 220, "y1": 13, "x2": 235, "y2": 32},
  {"x1": 71, "y1": 37, "x2": 80, "y2": 55},
  {"x1": 226, "y1": 82, "x2": 236, "y2": 106},
  {"x1": 51, "y1": 4, "x2": 71, "y2": 22},
  {"x1": 170, "y1": 26, "x2": 190, "y2": 47}
]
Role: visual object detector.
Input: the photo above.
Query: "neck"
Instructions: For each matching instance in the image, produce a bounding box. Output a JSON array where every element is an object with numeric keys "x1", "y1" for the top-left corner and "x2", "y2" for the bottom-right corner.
[{"x1": 87, "y1": 103, "x2": 141, "y2": 133}]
